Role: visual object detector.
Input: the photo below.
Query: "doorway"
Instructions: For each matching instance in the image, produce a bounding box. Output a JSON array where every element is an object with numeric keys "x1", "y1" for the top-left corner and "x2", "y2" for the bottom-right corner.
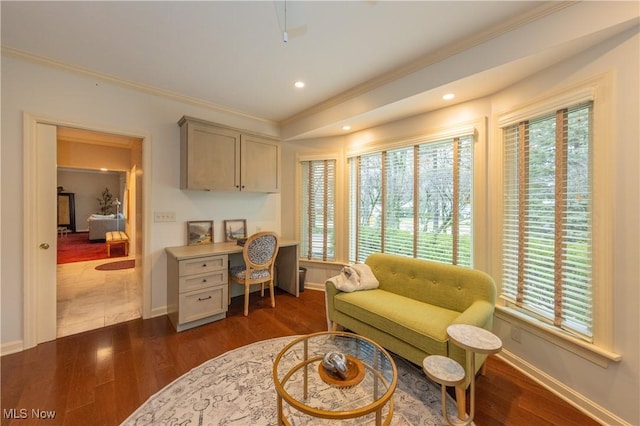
[
  {"x1": 23, "y1": 114, "x2": 150, "y2": 348},
  {"x1": 56, "y1": 127, "x2": 142, "y2": 337}
]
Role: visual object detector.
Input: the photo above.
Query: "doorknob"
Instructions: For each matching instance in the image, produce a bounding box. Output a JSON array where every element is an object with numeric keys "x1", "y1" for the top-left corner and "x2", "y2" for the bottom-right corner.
[{"x1": 39, "y1": 243, "x2": 50, "y2": 250}]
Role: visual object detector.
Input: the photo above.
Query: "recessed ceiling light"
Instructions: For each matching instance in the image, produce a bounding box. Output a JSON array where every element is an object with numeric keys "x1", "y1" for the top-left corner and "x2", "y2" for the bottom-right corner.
[
  {"x1": 342, "y1": 125, "x2": 351, "y2": 131},
  {"x1": 443, "y1": 93, "x2": 455, "y2": 100},
  {"x1": 294, "y1": 81, "x2": 305, "y2": 88}
]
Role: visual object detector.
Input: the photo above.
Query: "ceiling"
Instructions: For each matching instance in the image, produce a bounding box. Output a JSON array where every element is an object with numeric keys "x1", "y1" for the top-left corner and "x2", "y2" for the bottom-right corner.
[{"x1": 2, "y1": 1, "x2": 638, "y2": 140}]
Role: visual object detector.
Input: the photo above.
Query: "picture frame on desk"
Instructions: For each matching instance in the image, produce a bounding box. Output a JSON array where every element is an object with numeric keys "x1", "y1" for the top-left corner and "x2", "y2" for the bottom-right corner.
[
  {"x1": 224, "y1": 219, "x2": 247, "y2": 242},
  {"x1": 187, "y1": 220, "x2": 213, "y2": 245}
]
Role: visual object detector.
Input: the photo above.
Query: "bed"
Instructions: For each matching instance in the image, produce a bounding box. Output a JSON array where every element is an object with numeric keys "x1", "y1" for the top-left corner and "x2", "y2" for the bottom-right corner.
[{"x1": 87, "y1": 213, "x2": 125, "y2": 241}]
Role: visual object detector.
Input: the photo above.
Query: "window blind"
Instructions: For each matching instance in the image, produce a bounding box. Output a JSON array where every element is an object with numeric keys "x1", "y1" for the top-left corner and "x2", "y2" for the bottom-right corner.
[
  {"x1": 349, "y1": 134, "x2": 473, "y2": 265},
  {"x1": 355, "y1": 154, "x2": 383, "y2": 263},
  {"x1": 384, "y1": 148, "x2": 414, "y2": 257},
  {"x1": 300, "y1": 159, "x2": 336, "y2": 261},
  {"x1": 502, "y1": 102, "x2": 593, "y2": 339}
]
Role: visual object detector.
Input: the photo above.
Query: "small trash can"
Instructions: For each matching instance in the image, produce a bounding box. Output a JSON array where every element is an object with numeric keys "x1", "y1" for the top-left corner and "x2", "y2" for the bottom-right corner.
[{"x1": 298, "y1": 267, "x2": 307, "y2": 293}]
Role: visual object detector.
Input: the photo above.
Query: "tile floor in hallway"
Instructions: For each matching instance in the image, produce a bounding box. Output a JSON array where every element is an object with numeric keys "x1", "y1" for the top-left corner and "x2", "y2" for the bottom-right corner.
[{"x1": 56, "y1": 257, "x2": 141, "y2": 338}]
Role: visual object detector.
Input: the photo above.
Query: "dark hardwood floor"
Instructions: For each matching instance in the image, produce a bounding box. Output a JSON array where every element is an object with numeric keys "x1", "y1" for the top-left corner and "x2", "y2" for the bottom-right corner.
[{"x1": 1, "y1": 289, "x2": 600, "y2": 425}]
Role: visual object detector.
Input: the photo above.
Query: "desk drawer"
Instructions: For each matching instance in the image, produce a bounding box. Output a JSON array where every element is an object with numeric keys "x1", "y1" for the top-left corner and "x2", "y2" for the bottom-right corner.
[
  {"x1": 179, "y1": 270, "x2": 227, "y2": 293},
  {"x1": 179, "y1": 255, "x2": 227, "y2": 276},
  {"x1": 179, "y1": 286, "x2": 227, "y2": 324}
]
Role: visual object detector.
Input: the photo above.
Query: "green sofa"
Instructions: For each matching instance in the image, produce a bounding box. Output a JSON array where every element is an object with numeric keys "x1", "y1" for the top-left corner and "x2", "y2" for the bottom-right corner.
[{"x1": 325, "y1": 253, "x2": 496, "y2": 416}]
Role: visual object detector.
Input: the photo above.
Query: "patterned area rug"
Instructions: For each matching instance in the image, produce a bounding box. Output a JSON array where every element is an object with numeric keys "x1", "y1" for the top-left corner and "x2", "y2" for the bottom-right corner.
[{"x1": 122, "y1": 336, "x2": 464, "y2": 425}]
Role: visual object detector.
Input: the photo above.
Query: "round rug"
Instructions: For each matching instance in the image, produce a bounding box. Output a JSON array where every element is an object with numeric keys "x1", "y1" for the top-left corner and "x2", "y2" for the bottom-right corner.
[{"x1": 121, "y1": 335, "x2": 462, "y2": 425}]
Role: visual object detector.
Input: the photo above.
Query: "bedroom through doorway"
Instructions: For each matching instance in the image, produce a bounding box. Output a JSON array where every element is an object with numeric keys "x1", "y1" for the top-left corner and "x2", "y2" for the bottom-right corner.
[{"x1": 55, "y1": 126, "x2": 143, "y2": 338}]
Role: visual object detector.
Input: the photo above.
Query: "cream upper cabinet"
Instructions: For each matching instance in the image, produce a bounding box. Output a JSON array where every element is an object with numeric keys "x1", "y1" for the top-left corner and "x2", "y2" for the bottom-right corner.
[
  {"x1": 241, "y1": 134, "x2": 280, "y2": 193},
  {"x1": 179, "y1": 116, "x2": 280, "y2": 193},
  {"x1": 180, "y1": 119, "x2": 240, "y2": 191}
]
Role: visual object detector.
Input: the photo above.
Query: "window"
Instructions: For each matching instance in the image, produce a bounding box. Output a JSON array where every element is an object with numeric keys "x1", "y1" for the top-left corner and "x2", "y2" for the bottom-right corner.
[
  {"x1": 349, "y1": 135, "x2": 474, "y2": 265},
  {"x1": 300, "y1": 159, "x2": 336, "y2": 261},
  {"x1": 501, "y1": 102, "x2": 593, "y2": 341}
]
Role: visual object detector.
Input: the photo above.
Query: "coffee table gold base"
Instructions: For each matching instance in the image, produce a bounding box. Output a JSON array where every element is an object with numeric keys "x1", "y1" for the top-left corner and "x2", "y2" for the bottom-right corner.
[{"x1": 273, "y1": 331, "x2": 397, "y2": 426}]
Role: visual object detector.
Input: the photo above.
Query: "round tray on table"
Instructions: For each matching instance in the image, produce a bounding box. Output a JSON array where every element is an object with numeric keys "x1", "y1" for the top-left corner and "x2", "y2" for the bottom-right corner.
[{"x1": 318, "y1": 355, "x2": 366, "y2": 388}]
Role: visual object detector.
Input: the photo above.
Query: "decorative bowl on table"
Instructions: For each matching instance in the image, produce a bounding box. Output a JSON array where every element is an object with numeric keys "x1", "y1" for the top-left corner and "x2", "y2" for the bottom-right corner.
[{"x1": 319, "y1": 351, "x2": 365, "y2": 388}]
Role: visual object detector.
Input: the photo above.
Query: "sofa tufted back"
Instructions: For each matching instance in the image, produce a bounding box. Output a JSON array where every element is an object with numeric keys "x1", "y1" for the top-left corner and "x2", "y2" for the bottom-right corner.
[{"x1": 365, "y1": 253, "x2": 496, "y2": 313}]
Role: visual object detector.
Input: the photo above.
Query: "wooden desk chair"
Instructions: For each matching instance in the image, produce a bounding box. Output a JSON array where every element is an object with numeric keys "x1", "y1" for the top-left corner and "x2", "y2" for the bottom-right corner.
[{"x1": 228, "y1": 231, "x2": 280, "y2": 316}]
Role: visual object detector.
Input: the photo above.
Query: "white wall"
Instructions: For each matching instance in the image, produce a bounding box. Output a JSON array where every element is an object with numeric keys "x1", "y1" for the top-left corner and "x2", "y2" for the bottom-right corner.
[
  {"x1": 1, "y1": 55, "x2": 281, "y2": 344},
  {"x1": 281, "y1": 27, "x2": 639, "y2": 425}
]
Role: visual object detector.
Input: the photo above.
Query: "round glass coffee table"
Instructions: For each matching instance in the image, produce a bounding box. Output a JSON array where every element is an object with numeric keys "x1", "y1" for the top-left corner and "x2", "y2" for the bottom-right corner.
[{"x1": 273, "y1": 331, "x2": 398, "y2": 425}]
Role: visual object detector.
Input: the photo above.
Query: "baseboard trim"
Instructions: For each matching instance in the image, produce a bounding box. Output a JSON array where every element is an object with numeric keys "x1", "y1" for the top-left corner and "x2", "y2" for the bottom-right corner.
[
  {"x1": 1, "y1": 340, "x2": 24, "y2": 356},
  {"x1": 497, "y1": 349, "x2": 630, "y2": 426},
  {"x1": 149, "y1": 306, "x2": 168, "y2": 319},
  {"x1": 304, "y1": 282, "x2": 325, "y2": 292}
]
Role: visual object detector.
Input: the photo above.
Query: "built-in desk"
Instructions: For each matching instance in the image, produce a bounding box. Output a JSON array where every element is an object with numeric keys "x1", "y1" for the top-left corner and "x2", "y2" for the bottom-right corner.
[{"x1": 165, "y1": 240, "x2": 299, "y2": 331}]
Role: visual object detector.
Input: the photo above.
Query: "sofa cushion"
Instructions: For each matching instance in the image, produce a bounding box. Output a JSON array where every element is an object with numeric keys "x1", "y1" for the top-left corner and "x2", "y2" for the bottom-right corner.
[
  {"x1": 365, "y1": 253, "x2": 497, "y2": 313},
  {"x1": 334, "y1": 288, "x2": 460, "y2": 356}
]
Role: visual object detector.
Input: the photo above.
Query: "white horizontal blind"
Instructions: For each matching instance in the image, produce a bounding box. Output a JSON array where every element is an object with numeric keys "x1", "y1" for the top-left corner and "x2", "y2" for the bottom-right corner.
[
  {"x1": 384, "y1": 148, "x2": 414, "y2": 257},
  {"x1": 502, "y1": 102, "x2": 593, "y2": 340},
  {"x1": 300, "y1": 159, "x2": 335, "y2": 261},
  {"x1": 349, "y1": 134, "x2": 473, "y2": 265},
  {"x1": 354, "y1": 154, "x2": 383, "y2": 263},
  {"x1": 416, "y1": 137, "x2": 472, "y2": 266}
]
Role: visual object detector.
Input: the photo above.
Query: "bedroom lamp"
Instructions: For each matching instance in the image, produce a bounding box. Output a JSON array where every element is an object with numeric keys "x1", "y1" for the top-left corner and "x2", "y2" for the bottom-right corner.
[{"x1": 115, "y1": 198, "x2": 122, "y2": 231}]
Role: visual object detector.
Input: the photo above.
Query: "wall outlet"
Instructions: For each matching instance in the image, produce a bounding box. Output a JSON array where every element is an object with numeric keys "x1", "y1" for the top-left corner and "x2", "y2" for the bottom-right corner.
[
  {"x1": 511, "y1": 325, "x2": 522, "y2": 343},
  {"x1": 154, "y1": 211, "x2": 176, "y2": 222}
]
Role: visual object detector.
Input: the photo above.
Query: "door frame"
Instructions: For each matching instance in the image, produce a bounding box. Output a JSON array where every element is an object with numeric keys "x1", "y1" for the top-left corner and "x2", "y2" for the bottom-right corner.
[{"x1": 23, "y1": 112, "x2": 152, "y2": 349}]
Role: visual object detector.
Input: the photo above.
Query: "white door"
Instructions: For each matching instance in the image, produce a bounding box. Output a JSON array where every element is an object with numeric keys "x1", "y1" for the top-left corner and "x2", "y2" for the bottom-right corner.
[
  {"x1": 35, "y1": 122, "x2": 58, "y2": 343},
  {"x1": 24, "y1": 118, "x2": 149, "y2": 349}
]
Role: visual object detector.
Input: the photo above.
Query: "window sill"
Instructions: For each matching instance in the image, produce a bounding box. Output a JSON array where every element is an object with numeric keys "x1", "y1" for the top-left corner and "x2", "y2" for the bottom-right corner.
[
  {"x1": 298, "y1": 259, "x2": 347, "y2": 267},
  {"x1": 494, "y1": 305, "x2": 621, "y2": 368}
]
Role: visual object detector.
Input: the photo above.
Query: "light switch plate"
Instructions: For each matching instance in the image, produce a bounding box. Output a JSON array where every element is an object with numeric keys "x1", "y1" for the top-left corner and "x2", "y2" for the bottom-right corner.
[{"x1": 154, "y1": 211, "x2": 176, "y2": 222}]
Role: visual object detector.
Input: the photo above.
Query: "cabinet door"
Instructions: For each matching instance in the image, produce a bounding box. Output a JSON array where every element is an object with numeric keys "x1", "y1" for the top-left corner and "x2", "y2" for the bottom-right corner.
[
  {"x1": 181, "y1": 123, "x2": 240, "y2": 191},
  {"x1": 241, "y1": 135, "x2": 280, "y2": 193},
  {"x1": 178, "y1": 285, "x2": 227, "y2": 324}
]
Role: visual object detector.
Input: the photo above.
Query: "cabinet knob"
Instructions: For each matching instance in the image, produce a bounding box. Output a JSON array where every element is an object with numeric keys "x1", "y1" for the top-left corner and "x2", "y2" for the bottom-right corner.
[
  {"x1": 202, "y1": 264, "x2": 207, "y2": 267},
  {"x1": 203, "y1": 279, "x2": 208, "y2": 282},
  {"x1": 198, "y1": 296, "x2": 212, "y2": 301}
]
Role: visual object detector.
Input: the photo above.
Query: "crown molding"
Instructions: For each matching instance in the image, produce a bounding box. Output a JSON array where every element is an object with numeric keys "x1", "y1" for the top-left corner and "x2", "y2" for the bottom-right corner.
[
  {"x1": 281, "y1": 1, "x2": 575, "y2": 126},
  {"x1": 1, "y1": 46, "x2": 280, "y2": 129}
]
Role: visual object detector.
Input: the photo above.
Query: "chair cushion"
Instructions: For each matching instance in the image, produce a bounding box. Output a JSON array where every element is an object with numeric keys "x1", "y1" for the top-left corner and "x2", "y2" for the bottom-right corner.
[
  {"x1": 230, "y1": 265, "x2": 270, "y2": 280},
  {"x1": 247, "y1": 235, "x2": 277, "y2": 264}
]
